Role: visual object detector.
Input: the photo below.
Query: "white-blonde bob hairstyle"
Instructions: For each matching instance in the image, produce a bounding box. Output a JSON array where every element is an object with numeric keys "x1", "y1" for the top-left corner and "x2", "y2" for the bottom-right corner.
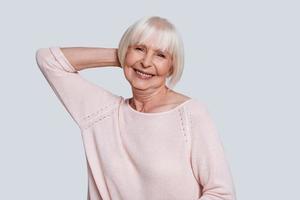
[{"x1": 118, "y1": 16, "x2": 184, "y2": 90}]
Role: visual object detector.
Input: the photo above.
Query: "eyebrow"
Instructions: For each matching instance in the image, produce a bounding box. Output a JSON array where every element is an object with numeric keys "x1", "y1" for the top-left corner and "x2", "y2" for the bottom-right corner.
[{"x1": 135, "y1": 44, "x2": 168, "y2": 54}]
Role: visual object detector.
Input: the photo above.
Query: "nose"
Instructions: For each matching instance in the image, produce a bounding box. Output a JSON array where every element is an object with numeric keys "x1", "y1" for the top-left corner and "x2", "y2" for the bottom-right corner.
[{"x1": 141, "y1": 52, "x2": 153, "y2": 68}]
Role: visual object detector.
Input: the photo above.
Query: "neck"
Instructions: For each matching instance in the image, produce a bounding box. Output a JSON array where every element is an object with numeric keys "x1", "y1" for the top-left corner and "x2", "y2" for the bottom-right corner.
[{"x1": 130, "y1": 85, "x2": 171, "y2": 112}]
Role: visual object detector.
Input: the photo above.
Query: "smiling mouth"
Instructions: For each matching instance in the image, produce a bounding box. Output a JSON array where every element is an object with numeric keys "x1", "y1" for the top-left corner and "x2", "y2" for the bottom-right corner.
[{"x1": 134, "y1": 69, "x2": 155, "y2": 79}]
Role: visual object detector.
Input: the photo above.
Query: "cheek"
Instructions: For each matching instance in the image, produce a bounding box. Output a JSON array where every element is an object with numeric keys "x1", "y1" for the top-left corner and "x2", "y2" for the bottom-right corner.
[
  {"x1": 124, "y1": 52, "x2": 138, "y2": 67},
  {"x1": 123, "y1": 55, "x2": 135, "y2": 76},
  {"x1": 156, "y1": 62, "x2": 172, "y2": 76},
  {"x1": 123, "y1": 65, "x2": 131, "y2": 76},
  {"x1": 123, "y1": 65, "x2": 136, "y2": 80}
]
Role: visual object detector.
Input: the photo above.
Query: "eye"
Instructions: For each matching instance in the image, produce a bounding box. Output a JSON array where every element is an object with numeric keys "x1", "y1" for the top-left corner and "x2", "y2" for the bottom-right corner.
[
  {"x1": 135, "y1": 47, "x2": 144, "y2": 51},
  {"x1": 157, "y1": 53, "x2": 166, "y2": 58}
]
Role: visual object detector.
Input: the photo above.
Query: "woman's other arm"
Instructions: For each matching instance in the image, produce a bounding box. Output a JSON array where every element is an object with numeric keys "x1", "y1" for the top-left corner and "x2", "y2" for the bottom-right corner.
[
  {"x1": 60, "y1": 47, "x2": 121, "y2": 71},
  {"x1": 190, "y1": 102, "x2": 237, "y2": 200}
]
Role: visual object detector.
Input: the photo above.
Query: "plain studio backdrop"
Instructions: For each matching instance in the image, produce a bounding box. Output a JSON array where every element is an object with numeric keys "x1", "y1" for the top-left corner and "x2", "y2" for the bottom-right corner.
[{"x1": 0, "y1": 0, "x2": 299, "y2": 199}]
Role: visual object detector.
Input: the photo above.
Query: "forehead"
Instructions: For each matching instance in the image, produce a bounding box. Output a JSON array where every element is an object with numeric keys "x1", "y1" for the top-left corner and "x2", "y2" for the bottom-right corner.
[{"x1": 130, "y1": 30, "x2": 173, "y2": 53}]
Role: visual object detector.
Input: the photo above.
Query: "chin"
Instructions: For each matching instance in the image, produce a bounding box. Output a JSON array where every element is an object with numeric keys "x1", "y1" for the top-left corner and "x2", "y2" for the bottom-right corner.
[{"x1": 130, "y1": 80, "x2": 151, "y2": 90}]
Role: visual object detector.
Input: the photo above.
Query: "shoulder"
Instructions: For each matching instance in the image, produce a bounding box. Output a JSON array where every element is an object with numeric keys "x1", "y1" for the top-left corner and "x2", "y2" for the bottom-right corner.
[
  {"x1": 185, "y1": 97, "x2": 209, "y2": 116},
  {"x1": 168, "y1": 90, "x2": 209, "y2": 115},
  {"x1": 167, "y1": 90, "x2": 210, "y2": 117},
  {"x1": 167, "y1": 90, "x2": 190, "y2": 104}
]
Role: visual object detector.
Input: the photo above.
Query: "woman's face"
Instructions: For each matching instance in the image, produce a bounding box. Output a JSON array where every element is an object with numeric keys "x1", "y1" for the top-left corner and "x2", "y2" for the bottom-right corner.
[{"x1": 123, "y1": 38, "x2": 173, "y2": 91}]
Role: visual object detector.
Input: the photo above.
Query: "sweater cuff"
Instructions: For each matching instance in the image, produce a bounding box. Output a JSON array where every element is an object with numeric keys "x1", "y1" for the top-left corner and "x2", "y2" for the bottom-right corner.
[{"x1": 49, "y1": 46, "x2": 77, "y2": 73}]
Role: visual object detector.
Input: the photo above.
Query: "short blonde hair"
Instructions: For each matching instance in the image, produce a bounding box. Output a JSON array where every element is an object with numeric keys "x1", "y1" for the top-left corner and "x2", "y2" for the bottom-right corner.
[{"x1": 118, "y1": 16, "x2": 184, "y2": 90}]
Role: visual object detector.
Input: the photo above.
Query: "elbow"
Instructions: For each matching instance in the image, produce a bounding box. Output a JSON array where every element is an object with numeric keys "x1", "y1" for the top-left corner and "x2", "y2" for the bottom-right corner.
[
  {"x1": 201, "y1": 182, "x2": 237, "y2": 200},
  {"x1": 35, "y1": 48, "x2": 49, "y2": 70}
]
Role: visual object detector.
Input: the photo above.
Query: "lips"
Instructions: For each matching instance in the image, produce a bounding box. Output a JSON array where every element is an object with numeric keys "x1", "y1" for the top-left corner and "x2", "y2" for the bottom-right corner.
[
  {"x1": 133, "y1": 68, "x2": 154, "y2": 79},
  {"x1": 134, "y1": 68, "x2": 155, "y2": 76}
]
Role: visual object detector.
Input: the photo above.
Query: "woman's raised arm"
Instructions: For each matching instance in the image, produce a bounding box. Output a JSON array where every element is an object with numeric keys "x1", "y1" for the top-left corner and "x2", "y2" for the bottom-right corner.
[
  {"x1": 35, "y1": 47, "x2": 122, "y2": 130},
  {"x1": 60, "y1": 47, "x2": 121, "y2": 71}
]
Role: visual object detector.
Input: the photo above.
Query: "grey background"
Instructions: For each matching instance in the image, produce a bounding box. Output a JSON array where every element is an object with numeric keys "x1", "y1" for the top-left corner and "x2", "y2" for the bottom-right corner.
[{"x1": 0, "y1": 0, "x2": 299, "y2": 199}]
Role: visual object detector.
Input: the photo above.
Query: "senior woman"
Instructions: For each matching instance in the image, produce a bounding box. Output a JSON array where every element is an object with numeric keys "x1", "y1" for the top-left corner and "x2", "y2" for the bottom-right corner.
[{"x1": 35, "y1": 16, "x2": 236, "y2": 200}]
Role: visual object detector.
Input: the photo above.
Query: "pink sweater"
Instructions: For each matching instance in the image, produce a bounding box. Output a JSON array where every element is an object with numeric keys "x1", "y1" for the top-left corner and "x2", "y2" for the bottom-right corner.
[{"x1": 35, "y1": 47, "x2": 236, "y2": 200}]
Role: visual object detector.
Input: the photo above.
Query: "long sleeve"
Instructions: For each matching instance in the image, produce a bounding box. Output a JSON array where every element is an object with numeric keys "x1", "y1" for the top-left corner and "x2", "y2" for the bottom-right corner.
[
  {"x1": 35, "y1": 47, "x2": 121, "y2": 130},
  {"x1": 190, "y1": 102, "x2": 236, "y2": 200}
]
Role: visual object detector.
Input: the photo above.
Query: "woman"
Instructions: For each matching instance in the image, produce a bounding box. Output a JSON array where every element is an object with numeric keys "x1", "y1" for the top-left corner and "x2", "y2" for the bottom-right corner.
[{"x1": 35, "y1": 16, "x2": 236, "y2": 200}]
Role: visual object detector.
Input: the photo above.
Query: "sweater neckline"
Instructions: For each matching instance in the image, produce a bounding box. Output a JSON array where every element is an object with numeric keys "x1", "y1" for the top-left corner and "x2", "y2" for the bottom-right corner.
[{"x1": 124, "y1": 98, "x2": 193, "y2": 116}]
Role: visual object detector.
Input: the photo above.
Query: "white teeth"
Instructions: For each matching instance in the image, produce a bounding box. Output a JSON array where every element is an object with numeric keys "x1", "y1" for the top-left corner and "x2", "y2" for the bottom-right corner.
[{"x1": 135, "y1": 69, "x2": 153, "y2": 78}]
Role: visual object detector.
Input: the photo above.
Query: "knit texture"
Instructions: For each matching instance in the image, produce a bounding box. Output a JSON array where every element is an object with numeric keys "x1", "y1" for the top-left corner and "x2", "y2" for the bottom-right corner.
[{"x1": 35, "y1": 47, "x2": 236, "y2": 200}]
